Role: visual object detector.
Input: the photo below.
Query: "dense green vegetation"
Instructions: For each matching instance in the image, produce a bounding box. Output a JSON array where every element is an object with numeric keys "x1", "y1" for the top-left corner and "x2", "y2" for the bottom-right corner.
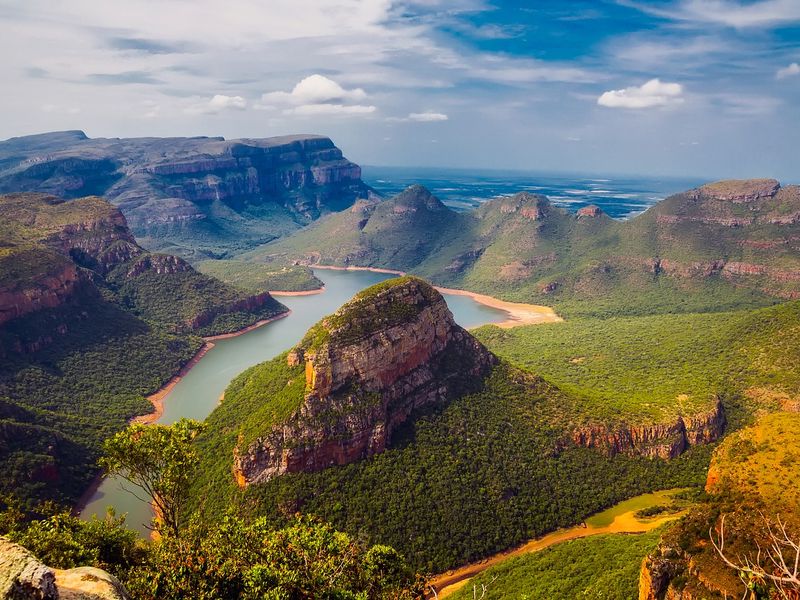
[
  {"x1": 196, "y1": 259, "x2": 323, "y2": 292},
  {"x1": 0, "y1": 192, "x2": 288, "y2": 507},
  {"x1": 249, "y1": 182, "x2": 799, "y2": 318},
  {"x1": 107, "y1": 264, "x2": 287, "y2": 336},
  {"x1": 1, "y1": 499, "x2": 422, "y2": 599},
  {"x1": 299, "y1": 276, "x2": 436, "y2": 352},
  {"x1": 0, "y1": 292, "x2": 202, "y2": 505},
  {"x1": 189, "y1": 364, "x2": 712, "y2": 573},
  {"x1": 474, "y1": 300, "x2": 800, "y2": 426},
  {"x1": 449, "y1": 530, "x2": 662, "y2": 600}
]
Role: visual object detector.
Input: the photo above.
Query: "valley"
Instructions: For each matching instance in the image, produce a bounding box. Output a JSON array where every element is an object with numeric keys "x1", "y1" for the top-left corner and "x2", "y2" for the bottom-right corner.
[{"x1": 2, "y1": 155, "x2": 799, "y2": 600}]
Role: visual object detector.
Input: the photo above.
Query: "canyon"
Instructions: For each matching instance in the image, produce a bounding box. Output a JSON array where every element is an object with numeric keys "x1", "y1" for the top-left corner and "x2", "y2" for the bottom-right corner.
[{"x1": 0, "y1": 131, "x2": 374, "y2": 258}]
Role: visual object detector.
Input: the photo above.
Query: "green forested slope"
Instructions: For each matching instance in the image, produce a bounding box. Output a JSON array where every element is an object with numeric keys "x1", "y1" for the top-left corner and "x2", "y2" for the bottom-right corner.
[
  {"x1": 249, "y1": 179, "x2": 799, "y2": 317},
  {"x1": 0, "y1": 192, "x2": 287, "y2": 506}
]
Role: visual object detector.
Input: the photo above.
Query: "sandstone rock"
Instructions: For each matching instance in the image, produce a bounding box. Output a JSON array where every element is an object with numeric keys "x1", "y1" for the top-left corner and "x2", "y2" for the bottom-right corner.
[
  {"x1": 1, "y1": 537, "x2": 131, "y2": 600},
  {"x1": 0, "y1": 133, "x2": 372, "y2": 256},
  {"x1": 689, "y1": 179, "x2": 780, "y2": 203},
  {"x1": 571, "y1": 396, "x2": 724, "y2": 459},
  {"x1": 0, "y1": 536, "x2": 57, "y2": 599},
  {"x1": 186, "y1": 291, "x2": 278, "y2": 330},
  {"x1": 577, "y1": 204, "x2": 603, "y2": 217},
  {"x1": 233, "y1": 277, "x2": 497, "y2": 485}
]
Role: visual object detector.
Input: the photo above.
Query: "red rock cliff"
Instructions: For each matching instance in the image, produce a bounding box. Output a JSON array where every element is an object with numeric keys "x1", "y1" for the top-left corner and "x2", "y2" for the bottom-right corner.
[{"x1": 232, "y1": 277, "x2": 497, "y2": 486}]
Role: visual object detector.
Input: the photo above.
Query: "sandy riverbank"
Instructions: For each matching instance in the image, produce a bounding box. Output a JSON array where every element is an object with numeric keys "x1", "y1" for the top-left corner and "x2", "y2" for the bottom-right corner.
[
  {"x1": 132, "y1": 311, "x2": 291, "y2": 424},
  {"x1": 269, "y1": 287, "x2": 325, "y2": 296},
  {"x1": 311, "y1": 264, "x2": 407, "y2": 276},
  {"x1": 429, "y1": 506, "x2": 685, "y2": 598},
  {"x1": 311, "y1": 264, "x2": 561, "y2": 328},
  {"x1": 74, "y1": 310, "x2": 291, "y2": 515}
]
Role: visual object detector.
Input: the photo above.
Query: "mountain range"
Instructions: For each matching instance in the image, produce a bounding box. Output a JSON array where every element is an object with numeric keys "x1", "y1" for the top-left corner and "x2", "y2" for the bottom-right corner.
[{"x1": 0, "y1": 131, "x2": 373, "y2": 259}]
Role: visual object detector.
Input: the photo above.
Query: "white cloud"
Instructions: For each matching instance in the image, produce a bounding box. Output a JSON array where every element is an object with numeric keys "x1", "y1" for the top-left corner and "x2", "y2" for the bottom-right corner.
[
  {"x1": 388, "y1": 111, "x2": 449, "y2": 122},
  {"x1": 262, "y1": 74, "x2": 366, "y2": 104},
  {"x1": 597, "y1": 78, "x2": 684, "y2": 109},
  {"x1": 185, "y1": 94, "x2": 246, "y2": 115},
  {"x1": 777, "y1": 62, "x2": 800, "y2": 79},
  {"x1": 259, "y1": 74, "x2": 374, "y2": 117},
  {"x1": 41, "y1": 103, "x2": 81, "y2": 114},
  {"x1": 623, "y1": 0, "x2": 800, "y2": 29},
  {"x1": 409, "y1": 111, "x2": 448, "y2": 121},
  {"x1": 284, "y1": 103, "x2": 376, "y2": 116}
]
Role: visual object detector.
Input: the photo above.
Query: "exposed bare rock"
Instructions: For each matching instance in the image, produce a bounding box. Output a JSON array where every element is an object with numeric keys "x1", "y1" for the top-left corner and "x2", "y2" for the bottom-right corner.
[
  {"x1": 0, "y1": 537, "x2": 130, "y2": 600},
  {"x1": 0, "y1": 132, "x2": 373, "y2": 257},
  {"x1": 688, "y1": 178, "x2": 780, "y2": 202},
  {"x1": 186, "y1": 291, "x2": 278, "y2": 330},
  {"x1": 571, "y1": 397, "x2": 724, "y2": 459},
  {"x1": 497, "y1": 193, "x2": 550, "y2": 220},
  {"x1": 0, "y1": 536, "x2": 57, "y2": 599},
  {"x1": 124, "y1": 254, "x2": 193, "y2": 278},
  {"x1": 0, "y1": 262, "x2": 82, "y2": 326},
  {"x1": 577, "y1": 204, "x2": 603, "y2": 218},
  {"x1": 232, "y1": 277, "x2": 497, "y2": 485}
]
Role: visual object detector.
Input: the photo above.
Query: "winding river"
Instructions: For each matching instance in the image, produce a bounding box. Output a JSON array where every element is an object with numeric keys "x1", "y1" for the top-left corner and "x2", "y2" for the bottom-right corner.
[{"x1": 80, "y1": 269, "x2": 510, "y2": 533}]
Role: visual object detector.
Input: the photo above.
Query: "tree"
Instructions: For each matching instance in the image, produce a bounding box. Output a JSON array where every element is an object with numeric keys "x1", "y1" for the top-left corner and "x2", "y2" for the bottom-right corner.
[
  {"x1": 711, "y1": 513, "x2": 800, "y2": 600},
  {"x1": 100, "y1": 418, "x2": 205, "y2": 538}
]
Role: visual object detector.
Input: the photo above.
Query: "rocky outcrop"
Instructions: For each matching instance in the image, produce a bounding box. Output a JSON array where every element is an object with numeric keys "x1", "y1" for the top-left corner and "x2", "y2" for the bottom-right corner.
[
  {"x1": 124, "y1": 254, "x2": 193, "y2": 278},
  {"x1": 186, "y1": 291, "x2": 277, "y2": 330},
  {"x1": 0, "y1": 261, "x2": 82, "y2": 326},
  {"x1": 571, "y1": 397, "x2": 724, "y2": 459},
  {"x1": 0, "y1": 537, "x2": 130, "y2": 600},
  {"x1": 497, "y1": 193, "x2": 550, "y2": 220},
  {"x1": 577, "y1": 204, "x2": 603, "y2": 218},
  {"x1": 232, "y1": 277, "x2": 497, "y2": 485},
  {"x1": 688, "y1": 178, "x2": 780, "y2": 203},
  {"x1": 0, "y1": 132, "x2": 373, "y2": 257}
]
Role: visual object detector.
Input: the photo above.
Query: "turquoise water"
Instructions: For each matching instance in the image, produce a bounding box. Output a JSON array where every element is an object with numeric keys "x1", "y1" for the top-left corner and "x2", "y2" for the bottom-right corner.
[
  {"x1": 81, "y1": 269, "x2": 507, "y2": 533},
  {"x1": 363, "y1": 166, "x2": 703, "y2": 219}
]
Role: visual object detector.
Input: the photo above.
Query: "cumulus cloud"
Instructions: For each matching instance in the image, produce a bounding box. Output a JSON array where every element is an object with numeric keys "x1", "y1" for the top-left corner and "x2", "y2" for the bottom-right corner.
[
  {"x1": 258, "y1": 74, "x2": 375, "y2": 117},
  {"x1": 597, "y1": 78, "x2": 684, "y2": 109},
  {"x1": 776, "y1": 62, "x2": 800, "y2": 79},
  {"x1": 262, "y1": 74, "x2": 366, "y2": 104},
  {"x1": 185, "y1": 94, "x2": 246, "y2": 115},
  {"x1": 388, "y1": 111, "x2": 449, "y2": 122},
  {"x1": 285, "y1": 103, "x2": 376, "y2": 116}
]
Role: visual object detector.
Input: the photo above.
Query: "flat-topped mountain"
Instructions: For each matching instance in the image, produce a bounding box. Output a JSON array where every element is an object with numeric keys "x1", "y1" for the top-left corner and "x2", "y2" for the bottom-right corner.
[
  {"x1": 228, "y1": 277, "x2": 496, "y2": 485},
  {"x1": 0, "y1": 192, "x2": 287, "y2": 504},
  {"x1": 251, "y1": 178, "x2": 800, "y2": 317},
  {"x1": 0, "y1": 131, "x2": 373, "y2": 258}
]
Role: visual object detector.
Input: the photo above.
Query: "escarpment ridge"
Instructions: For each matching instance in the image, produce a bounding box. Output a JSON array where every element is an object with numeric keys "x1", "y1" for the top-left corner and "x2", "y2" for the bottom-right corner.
[
  {"x1": 231, "y1": 276, "x2": 497, "y2": 485},
  {"x1": 255, "y1": 178, "x2": 800, "y2": 316},
  {"x1": 0, "y1": 131, "x2": 374, "y2": 258}
]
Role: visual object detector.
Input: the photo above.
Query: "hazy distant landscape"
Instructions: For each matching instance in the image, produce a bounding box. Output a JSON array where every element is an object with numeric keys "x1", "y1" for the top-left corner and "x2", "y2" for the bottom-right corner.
[{"x1": 364, "y1": 166, "x2": 704, "y2": 218}]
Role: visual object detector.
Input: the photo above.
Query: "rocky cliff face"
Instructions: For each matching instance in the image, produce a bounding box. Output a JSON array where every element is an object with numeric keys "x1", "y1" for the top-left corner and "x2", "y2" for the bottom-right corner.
[
  {"x1": 0, "y1": 192, "x2": 287, "y2": 352},
  {"x1": 232, "y1": 277, "x2": 497, "y2": 485},
  {"x1": 0, "y1": 132, "x2": 374, "y2": 258},
  {"x1": 0, "y1": 536, "x2": 131, "y2": 600},
  {"x1": 571, "y1": 397, "x2": 725, "y2": 459}
]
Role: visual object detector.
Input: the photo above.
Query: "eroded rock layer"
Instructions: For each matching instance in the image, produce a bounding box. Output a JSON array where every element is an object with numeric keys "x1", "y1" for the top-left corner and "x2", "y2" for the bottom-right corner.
[
  {"x1": 233, "y1": 277, "x2": 497, "y2": 485},
  {"x1": 571, "y1": 397, "x2": 725, "y2": 459}
]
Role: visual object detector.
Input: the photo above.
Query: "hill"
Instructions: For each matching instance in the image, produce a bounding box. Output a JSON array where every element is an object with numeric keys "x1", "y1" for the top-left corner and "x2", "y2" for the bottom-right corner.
[
  {"x1": 0, "y1": 192, "x2": 287, "y2": 506},
  {"x1": 640, "y1": 412, "x2": 800, "y2": 599},
  {"x1": 249, "y1": 179, "x2": 800, "y2": 317},
  {"x1": 187, "y1": 278, "x2": 719, "y2": 573},
  {"x1": 0, "y1": 131, "x2": 374, "y2": 259}
]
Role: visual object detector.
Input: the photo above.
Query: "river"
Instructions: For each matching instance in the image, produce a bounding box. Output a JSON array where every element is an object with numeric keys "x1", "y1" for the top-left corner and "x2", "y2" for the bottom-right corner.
[{"x1": 80, "y1": 268, "x2": 509, "y2": 533}]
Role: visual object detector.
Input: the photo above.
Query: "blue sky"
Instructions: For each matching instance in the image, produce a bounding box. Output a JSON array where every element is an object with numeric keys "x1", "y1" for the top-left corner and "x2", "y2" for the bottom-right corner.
[{"x1": 1, "y1": 0, "x2": 798, "y2": 179}]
